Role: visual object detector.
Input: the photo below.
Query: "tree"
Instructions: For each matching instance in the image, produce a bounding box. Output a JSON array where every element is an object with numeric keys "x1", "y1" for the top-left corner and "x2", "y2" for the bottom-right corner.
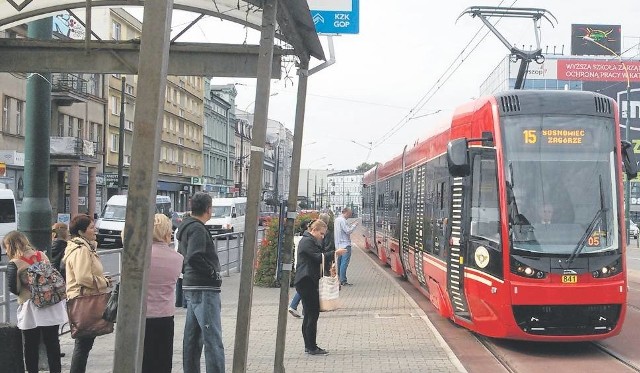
[{"x1": 356, "y1": 162, "x2": 378, "y2": 172}]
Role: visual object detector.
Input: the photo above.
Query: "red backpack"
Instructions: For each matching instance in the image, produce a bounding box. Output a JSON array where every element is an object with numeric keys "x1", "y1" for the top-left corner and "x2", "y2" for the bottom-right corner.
[{"x1": 20, "y1": 252, "x2": 67, "y2": 308}]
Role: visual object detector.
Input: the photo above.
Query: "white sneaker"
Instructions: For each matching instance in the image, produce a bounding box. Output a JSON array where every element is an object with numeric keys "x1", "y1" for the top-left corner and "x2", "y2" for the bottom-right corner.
[{"x1": 288, "y1": 307, "x2": 301, "y2": 318}]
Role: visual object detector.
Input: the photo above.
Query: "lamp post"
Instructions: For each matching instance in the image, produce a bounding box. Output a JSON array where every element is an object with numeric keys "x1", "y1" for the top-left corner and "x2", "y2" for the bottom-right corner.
[
  {"x1": 305, "y1": 156, "x2": 326, "y2": 207},
  {"x1": 583, "y1": 36, "x2": 632, "y2": 243}
]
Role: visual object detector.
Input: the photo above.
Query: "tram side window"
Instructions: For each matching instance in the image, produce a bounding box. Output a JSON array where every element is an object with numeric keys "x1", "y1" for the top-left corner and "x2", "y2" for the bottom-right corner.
[{"x1": 470, "y1": 154, "x2": 500, "y2": 242}]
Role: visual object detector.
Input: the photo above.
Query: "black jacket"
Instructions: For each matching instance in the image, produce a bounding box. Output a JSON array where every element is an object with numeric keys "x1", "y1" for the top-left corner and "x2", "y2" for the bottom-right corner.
[
  {"x1": 51, "y1": 239, "x2": 67, "y2": 278},
  {"x1": 176, "y1": 216, "x2": 222, "y2": 292},
  {"x1": 294, "y1": 231, "x2": 335, "y2": 285},
  {"x1": 322, "y1": 229, "x2": 336, "y2": 275}
]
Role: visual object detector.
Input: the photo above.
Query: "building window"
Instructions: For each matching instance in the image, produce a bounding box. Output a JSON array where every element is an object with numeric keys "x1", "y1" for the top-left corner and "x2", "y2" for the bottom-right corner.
[
  {"x1": 110, "y1": 133, "x2": 118, "y2": 152},
  {"x1": 125, "y1": 84, "x2": 134, "y2": 95},
  {"x1": 57, "y1": 115, "x2": 65, "y2": 137},
  {"x1": 112, "y1": 21, "x2": 121, "y2": 41},
  {"x1": 67, "y1": 117, "x2": 74, "y2": 137},
  {"x1": 89, "y1": 121, "x2": 95, "y2": 141},
  {"x1": 77, "y1": 119, "x2": 84, "y2": 139},
  {"x1": 15, "y1": 100, "x2": 23, "y2": 136},
  {"x1": 110, "y1": 96, "x2": 119, "y2": 115},
  {"x1": 2, "y1": 96, "x2": 10, "y2": 133}
]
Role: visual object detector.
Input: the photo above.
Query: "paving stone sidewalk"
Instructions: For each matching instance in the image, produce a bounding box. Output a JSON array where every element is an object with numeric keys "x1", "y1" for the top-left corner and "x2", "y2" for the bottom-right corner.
[{"x1": 58, "y1": 244, "x2": 466, "y2": 372}]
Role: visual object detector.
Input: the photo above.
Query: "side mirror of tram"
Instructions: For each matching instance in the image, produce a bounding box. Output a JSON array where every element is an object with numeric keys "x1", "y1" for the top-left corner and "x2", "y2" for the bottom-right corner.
[
  {"x1": 621, "y1": 140, "x2": 638, "y2": 179},
  {"x1": 447, "y1": 138, "x2": 471, "y2": 177}
]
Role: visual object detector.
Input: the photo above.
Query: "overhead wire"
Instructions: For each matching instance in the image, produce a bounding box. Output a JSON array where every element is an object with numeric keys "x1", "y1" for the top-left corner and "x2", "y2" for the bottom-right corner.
[{"x1": 371, "y1": 0, "x2": 518, "y2": 150}]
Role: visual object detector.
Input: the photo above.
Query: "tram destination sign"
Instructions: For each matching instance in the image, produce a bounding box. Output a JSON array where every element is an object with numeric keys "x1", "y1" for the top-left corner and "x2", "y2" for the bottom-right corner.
[
  {"x1": 523, "y1": 128, "x2": 589, "y2": 146},
  {"x1": 308, "y1": 0, "x2": 359, "y2": 34}
]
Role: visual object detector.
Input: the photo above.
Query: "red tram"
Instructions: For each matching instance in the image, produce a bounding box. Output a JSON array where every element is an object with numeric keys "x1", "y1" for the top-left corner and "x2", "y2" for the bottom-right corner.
[{"x1": 361, "y1": 90, "x2": 638, "y2": 341}]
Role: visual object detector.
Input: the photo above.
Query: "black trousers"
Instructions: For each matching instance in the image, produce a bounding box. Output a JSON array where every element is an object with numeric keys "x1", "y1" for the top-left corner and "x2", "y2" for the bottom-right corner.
[
  {"x1": 142, "y1": 316, "x2": 175, "y2": 373},
  {"x1": 22, "y1": 325, "x2": 61, "y2": 373},
  {"x1": 295, "y1": 277, "x2": 320, "y2": 350},
  {"x1": 70, "y1": 336, "x2": 95, "y2": 373}
]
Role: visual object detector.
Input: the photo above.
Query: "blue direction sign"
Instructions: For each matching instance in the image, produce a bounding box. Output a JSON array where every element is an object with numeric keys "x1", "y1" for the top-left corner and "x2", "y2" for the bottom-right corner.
[{"x1": 309, "y1": 0, "x2": 359, "y2": 35}]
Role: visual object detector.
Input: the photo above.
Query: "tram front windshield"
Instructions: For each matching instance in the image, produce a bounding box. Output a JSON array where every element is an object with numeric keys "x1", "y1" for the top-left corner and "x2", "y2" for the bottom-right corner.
[{"x1": 501, "y1": 115, "x2": 618, "y2": 255}]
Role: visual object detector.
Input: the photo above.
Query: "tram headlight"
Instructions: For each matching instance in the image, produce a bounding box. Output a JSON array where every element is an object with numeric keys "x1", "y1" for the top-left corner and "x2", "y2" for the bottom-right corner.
[
  {"x1": 511, "y1": 259, "x2": 547, "y2": 279},
  {"x1": 591, "y1": 259, "x2": 621, "y2": 279}
]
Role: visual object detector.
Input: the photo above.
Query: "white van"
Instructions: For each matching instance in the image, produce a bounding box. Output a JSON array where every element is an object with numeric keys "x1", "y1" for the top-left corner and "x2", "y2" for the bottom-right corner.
[
  {"x1": 205, "y1": 197, "x2": 247, "y2": 236},
  {"x1": 96, "y1": 194, "x2": 172, "y2": 247},
  {"x1": 0, "y1": 187, "x2": 17, "y2": 253}
]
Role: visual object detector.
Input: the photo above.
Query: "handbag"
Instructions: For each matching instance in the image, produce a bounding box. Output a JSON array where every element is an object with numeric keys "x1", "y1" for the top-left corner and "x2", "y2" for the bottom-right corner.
[
  {"x1": 102, "y1": 283, "x2": 119, "y2": 323},
  {"x1": 66, "y1": 279, "x2": 114, "y2": 339},
  {"x1": 319, "y1": 254, "x2": 340, "y2": 312}
]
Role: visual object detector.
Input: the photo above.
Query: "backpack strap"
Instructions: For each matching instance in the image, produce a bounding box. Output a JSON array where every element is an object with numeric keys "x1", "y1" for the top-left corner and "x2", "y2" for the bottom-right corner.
[{"x1": 19, "y1": 251, "x2": 43, "y2": 265}]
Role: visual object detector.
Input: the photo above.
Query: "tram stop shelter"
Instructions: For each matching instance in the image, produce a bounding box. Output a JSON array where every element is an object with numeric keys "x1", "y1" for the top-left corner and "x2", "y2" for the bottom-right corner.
[{"x1": 0, "y1": 1, "x2": 325, "y2": 372}]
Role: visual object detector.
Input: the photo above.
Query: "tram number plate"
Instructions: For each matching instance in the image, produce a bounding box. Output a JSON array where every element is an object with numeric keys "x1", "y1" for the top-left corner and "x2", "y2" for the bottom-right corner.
[{"x1": 561, "y1": 275, "x2": 578, "y2": 284}]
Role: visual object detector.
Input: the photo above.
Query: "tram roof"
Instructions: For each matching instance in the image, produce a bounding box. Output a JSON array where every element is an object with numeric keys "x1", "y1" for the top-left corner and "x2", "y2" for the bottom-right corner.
[{"x1": 0, "y1": 0, "x2": 325, "y2": 61}]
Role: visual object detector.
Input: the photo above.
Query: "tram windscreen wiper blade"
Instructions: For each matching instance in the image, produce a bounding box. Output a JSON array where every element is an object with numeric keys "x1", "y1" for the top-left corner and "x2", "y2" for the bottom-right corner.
[{"x1": 565, "y1": 176, "x2": 607, "y2": 268}]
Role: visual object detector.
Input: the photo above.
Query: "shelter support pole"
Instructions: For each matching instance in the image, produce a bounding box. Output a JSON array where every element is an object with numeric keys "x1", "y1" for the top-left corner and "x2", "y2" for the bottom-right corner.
[
  {"x1": 112, "y1": 1, "x2": 173, "y2": 372},
  {"x1": 233, "y1": 0, "x2": 278, "y2": 371},
  {"x1": 20, "y1": 17, "x2": 53, "y2": 253},
  {"x1": 274, "y1": 59, "x2": 310, "y2": 373}
]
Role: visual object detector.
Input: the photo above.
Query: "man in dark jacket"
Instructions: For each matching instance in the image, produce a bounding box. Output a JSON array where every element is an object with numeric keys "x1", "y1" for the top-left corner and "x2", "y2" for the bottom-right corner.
[{"x1": 176, "y1": 192, "x2": 224, "y2": 373}]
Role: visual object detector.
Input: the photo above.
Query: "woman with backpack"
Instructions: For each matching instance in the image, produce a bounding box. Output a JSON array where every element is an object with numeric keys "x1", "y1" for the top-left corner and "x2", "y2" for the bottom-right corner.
[{"x1": 4, "y1": 230, "x2": 67, "y2": 373}]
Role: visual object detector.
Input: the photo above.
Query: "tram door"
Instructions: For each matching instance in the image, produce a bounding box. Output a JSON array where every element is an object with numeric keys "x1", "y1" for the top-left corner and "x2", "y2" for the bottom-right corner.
[{"x1": 446, "y1": 155, "x2": 474, "y2": 320}]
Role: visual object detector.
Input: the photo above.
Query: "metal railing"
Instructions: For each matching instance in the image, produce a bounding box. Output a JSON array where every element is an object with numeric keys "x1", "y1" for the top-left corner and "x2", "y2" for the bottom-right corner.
[{"x1": 1, "y1": 228, "x2": 265, "y2": 324}]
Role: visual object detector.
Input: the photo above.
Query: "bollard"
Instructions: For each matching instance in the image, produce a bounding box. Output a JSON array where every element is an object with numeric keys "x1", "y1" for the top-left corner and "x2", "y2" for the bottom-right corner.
[{"x1": 0, "y1": 323, "x2": 24, "y2": 372}]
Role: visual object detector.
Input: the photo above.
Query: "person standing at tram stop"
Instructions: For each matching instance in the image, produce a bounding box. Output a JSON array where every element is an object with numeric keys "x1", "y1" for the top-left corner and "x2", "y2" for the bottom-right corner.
[
  {"x1": 334, "y1": 207, "x2": 358, "y2": 286},
  {"x1": 5, "y1": 231, "x2": 67, "y2": 373},
  {"x1": 176, "y1": 192, "x2": 225, "y2": 373},
  {"x1": 139, "y1": 213, "x2": 183, "y2": 373},
  {"x1": 51, "y1": 222, "x2": 69, "y2": 277},
  {"x1": 294, "y1": 219, "x2": 347, "y2": 355},
  {"x1": 289, "y1": 214, "x2": 336, "y2": 318},
  {"x1": 64, "y1": 214, "x2": 113, "y2": 373}
]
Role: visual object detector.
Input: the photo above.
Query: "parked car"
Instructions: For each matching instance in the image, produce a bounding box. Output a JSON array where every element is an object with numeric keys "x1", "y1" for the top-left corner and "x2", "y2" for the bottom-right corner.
[
  {"x1": 258, "y1": 211, "x2": 277, "y2": 226},
  {"x1": 630, "y1": 219, "x2": 638, "y2": 239}
]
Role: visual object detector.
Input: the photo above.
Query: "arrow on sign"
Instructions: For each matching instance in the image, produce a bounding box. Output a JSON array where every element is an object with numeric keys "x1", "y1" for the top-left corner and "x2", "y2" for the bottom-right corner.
[{"x1": 312, "y1": 14, "x2": 325, "y2": 24}]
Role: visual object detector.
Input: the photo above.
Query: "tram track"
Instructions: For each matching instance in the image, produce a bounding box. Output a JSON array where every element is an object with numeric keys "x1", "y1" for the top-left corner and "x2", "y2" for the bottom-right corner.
[
  {"x1": 592, "y1": 342, "x2": 640, "y2": 372},
  {"x1": 475, "y1": 336, "x2": 518, "y2": 373}
]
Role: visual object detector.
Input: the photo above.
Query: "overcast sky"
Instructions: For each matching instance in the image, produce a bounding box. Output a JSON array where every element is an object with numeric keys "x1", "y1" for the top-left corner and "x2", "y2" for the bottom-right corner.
[{"x1": 154, "y1": 0, "x2": 640, "y2": 171}]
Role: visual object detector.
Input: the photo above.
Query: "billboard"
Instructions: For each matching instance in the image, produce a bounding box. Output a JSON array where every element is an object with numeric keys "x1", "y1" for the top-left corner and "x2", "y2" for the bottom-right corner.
[
  {"x1": 571, "y1": 24, "x2": 621, "y2": 56},
  {"x1": 557, "y1": 59, "x2": 640, "y2": 83}
]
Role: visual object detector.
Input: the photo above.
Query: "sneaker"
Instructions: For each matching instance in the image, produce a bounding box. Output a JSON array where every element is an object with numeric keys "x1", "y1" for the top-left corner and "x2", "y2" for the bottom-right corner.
[
  {"x1": 288, "y1": 307, "x2": 301, "y2": 318},
  {"x1": 307, "y1": 347, "x2": 329, "y2": 355}
]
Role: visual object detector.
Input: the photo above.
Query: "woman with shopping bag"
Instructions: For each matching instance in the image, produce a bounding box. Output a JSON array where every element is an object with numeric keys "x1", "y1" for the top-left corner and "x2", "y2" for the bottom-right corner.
[
  {"x1": 63, "y1": 214, "x2": 113, "y2": 373},
  {"x1": 293, "y1": 219, "x2": 346, "y2": 356}
]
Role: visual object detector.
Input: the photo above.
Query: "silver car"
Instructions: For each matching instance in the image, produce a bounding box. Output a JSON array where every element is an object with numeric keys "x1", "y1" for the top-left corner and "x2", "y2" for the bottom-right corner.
[{"x1": 630, "y1": 220, "x2": 639, "y2": 239}]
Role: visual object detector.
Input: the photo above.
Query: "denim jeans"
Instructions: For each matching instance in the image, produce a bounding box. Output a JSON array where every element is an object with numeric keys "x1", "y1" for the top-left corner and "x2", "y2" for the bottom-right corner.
[
  {"x1": 70, "y1": 336, "x2": 95, "y2": 373},
  {"x1": 289, "y1": 291, "x2": 301, "y2": 310},
  {"x1": 336, "y1": 245, "x2": 352, "y2": 283},
  {"x1": 183, "y1": 290, "x2": 225, "y2": 373}
]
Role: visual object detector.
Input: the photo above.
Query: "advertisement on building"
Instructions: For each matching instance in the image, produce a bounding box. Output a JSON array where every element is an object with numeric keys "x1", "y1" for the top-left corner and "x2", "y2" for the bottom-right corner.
[{"x1": 571, "y1": 24, "x2": 621, "y2": 56}]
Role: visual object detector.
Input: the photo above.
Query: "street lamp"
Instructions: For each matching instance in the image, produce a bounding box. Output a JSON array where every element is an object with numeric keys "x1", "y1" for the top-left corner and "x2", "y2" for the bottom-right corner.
[{"x1": 314, "y1": 163, "x2": 332, "y2": 209}]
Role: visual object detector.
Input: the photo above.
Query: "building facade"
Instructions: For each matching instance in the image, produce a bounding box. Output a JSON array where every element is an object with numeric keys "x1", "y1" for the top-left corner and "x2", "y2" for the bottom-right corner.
[
  {"x1": 327, "y1": 170, "x2": 363, "y2": 215},
  {"x1": 203, "y1": 82, "x2": 236, "y2": 198}
]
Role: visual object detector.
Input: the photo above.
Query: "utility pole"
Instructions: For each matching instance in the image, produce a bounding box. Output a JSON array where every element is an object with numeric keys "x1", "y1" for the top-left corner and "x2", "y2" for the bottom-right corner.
[
  {"x1": 20, "y1": 17, "x2": 53, "y2": 254},
  {"x1": 274, "y1": 144, "x2": 280, "y2": 204},
  {"x1": 233, "y1": 0, "x2": 277, "y2": 370},
  {"x1": 274, "y1": 58, "x2": 309, "y2": 373},
  {"x1": 118, "y1": 76, "x2": 126, "y2": 193},
  {"x1": 238, "y1": 129, "x2": 243, "y2": 197}
]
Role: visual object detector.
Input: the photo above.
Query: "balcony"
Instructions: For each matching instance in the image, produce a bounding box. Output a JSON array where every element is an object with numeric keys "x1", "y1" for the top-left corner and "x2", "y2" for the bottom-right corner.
[
  {"x1": 50, "y1": 137, "x2": 99, "y2": 163},
  {"x1": 51, "y1": 73, "x2": 88, "y2": 106}
]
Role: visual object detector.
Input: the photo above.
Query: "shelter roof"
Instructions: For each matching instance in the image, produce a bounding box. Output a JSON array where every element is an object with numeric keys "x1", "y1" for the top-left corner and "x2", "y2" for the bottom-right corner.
[{"x1": 0, "y1": 0, "x2": 324, "y2": 61}]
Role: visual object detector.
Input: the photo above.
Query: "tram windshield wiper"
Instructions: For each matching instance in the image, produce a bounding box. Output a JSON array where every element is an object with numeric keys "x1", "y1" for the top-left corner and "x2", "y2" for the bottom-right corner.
[{"x1": 565, "y1": 176, "x2": 607, "y2": 268}]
